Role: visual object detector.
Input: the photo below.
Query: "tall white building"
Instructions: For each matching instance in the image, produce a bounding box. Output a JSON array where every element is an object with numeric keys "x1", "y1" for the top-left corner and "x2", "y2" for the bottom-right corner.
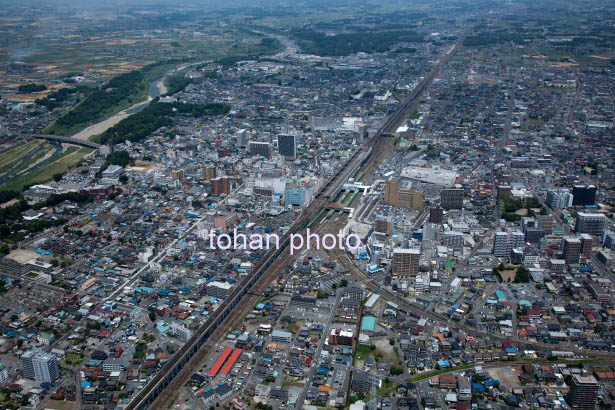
[
  {"x1": 546, "y1": 188, "x2": 573, "y2": 209},
  {"x1": 493, "y1": 230, "x2": 525, "y2": 257},
  {"x1": 21, "y1": 350, "x2": 59, "y2": 383}
]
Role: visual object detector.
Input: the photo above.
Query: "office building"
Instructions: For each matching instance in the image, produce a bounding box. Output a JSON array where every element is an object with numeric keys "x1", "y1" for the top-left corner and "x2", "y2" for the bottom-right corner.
[
  {"x1": 392, "y1": 248, "x2": 420, "y2": 277},
  {"x1": 563, "y1": 237, "x2": 582, "y2": 265},
  {"x1": 580, "y1": 233, "x2": 593, "y2": 258},
  {"x1": 21, "y1": 350, "x2": 59, "y2": 383},
  {"x1": 277, "y1": 134, "x2": 297, "y2": 159},
  {"x1": 248, "y1": 141, "x2": 273, "y2": 158},
  {"x1": 575, "y1": 212, "x2": 606, "y2": 235},
  {"x1": 546, "y1": 188, "x2": 573, "y2": 209},
  {"x1": 384, "y1": 179, "x2": 423, "y2": 209},
  {"x1": 566, "y1": 375, "x2": 599, "y2": 409},
  {"x1": 212, "y1": 176, "x2": 230, "y2": 195},
  {"x1": 429, "y1": 207, "x2": 444, "y2": 224},
  {"x1": 440, "y1": 185, "x2": 464, "y2": 210},
  {"x1": 572, "y1": 184, "x2": 597, "y2": 206},
  {"x1": 443, "y1": 231, "x2": 464, "y2": 248}
]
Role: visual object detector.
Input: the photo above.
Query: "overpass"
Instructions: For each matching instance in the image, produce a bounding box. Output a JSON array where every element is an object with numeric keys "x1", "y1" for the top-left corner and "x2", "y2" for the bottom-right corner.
[{"x1": 19, "y1": 134, "x2": 102, "y2": 149}]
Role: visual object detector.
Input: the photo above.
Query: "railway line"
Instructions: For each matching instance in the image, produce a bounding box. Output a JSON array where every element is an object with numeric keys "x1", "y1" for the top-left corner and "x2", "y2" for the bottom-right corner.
[{"x1": 125, "y1": 42, "x2": 460, "y2": 410}]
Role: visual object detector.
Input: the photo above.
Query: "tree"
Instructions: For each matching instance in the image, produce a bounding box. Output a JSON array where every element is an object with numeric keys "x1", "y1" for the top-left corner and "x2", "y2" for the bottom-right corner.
[
  {"x1": 340, "y1": 279, "x2": 348, "y2": 287},
  {"x1": 515, "y1": 266, "x2": 530, "y2": 283},
  {"x1": 53, "y1": 173, "x2": 64, "y2": 182}
]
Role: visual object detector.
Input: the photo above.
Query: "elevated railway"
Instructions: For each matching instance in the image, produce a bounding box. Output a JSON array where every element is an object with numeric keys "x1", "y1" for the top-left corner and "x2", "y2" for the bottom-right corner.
[{"x1": 124, "y1": 42, "x2": 461, "y2": 410}]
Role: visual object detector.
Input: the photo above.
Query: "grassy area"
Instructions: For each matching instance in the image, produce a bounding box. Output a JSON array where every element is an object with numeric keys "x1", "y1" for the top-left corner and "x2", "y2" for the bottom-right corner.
[
  {"x1": 0, "y1": 140, "x2": 44, "y2": 175},
  {"x1": 62, "y1": 353, "x2": 85, "y2": 367},
  {"x1": 13, "y1": 144, "x2": 54, "y2": 175},
  {"x1": 0, "y1": 146, "x2": 92, "y2": 192}
]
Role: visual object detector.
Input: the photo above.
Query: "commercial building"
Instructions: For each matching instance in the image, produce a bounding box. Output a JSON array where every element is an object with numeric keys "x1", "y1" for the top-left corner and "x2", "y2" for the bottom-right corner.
[
  {"x1": 566, "y1": 375, "x2": 599, "y2": 409},
  {"x1": 580, "y1": 233, "x2": 593, "y2": 258},
  {"x1": 21, "y1": 350, "x2": 59, "y2": 383},
  {"x1": 563, "y1": 237, "x2": 582, "y2": 265},
  {"x1": 440, "y1": 185, "x2": 464, "y2": 210},
  {"x1": 277, "y1": 134, "x2": 297, "y2": 159},
  {"x1": 384, "y1": 179, "x2": 423, "y2": 209},
  {"x1": 248, "y1": 141, "x2": 273, "y2": 158},
  {"x1": 575, "y1": 212, "x2": 606, "y2": 235},
  {"x1": 392, "y1": 248, "x2": 420, "y2": 277},
  {"x1": 572, "y1": 184, "x2": 597, "y2": 206}
]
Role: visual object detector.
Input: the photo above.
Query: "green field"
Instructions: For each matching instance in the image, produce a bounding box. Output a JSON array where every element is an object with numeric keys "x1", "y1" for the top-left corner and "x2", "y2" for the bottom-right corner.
[
  {"x1": 13, "y1": 144, "x2": 55, "y2": 175},
  {"x1": 0, "y1": 146, "x2": 92, "y2": 192}
]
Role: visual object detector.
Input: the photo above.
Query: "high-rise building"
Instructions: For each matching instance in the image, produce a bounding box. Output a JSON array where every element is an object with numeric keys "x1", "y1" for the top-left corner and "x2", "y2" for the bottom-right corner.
[
  {"x1": 580, "y1": 233, "x2": 593, "y2": 258},
  {"x1": 384, "y1": 179, "x2": 423, "y2": 209},
  {"x1": 21, "y1": 350, "x2": 59, "y2": 383},
  {"x1": 493, "y1": 231, "x2": 525, "y2": 257},
  {"x1": 563, "y1": 237, "x2": 582, "y2": 265},
  {"x1": 429, "y1": 207, "x2": 444, "y2": 224},
  {"x1": 277, "y1": 134, "x2": 297, "y2": 160},
  {"x1": 546, "y1": 188, "x2": 573, "y2": 209},
  {"x1": 212, "y1": 176, "x2": 230, "y2": 195},
  {"x1": 440, "y1": 185, "x2": 464, "y2": 210},
  {"x1": 566, "y1": 375, "x2": 599, "y2": 409},
  {"x1": 203, "y1": 166, "x2": 217, "y2": 181},
  {"x1": 575, "y1": 212, "x2": 606, "y2": 235},
  {"x1": 572, "y1": 184, "x2": 597, "y2": 206},
  {"x1": 248, "y1": 141, "x2": 273, "y2": 158},
  {"x1": 236, "y1": 129, "x2": 248, "y2": 147},
  {"x1": 392, "y1": 248, "x2": 420, "y2": 277}
]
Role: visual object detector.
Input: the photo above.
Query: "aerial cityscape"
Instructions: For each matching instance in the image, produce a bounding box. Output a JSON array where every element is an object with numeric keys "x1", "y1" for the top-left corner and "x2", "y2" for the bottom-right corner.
[{"x1": 0, "y1": 0, "x2": 614, "y2": 409}]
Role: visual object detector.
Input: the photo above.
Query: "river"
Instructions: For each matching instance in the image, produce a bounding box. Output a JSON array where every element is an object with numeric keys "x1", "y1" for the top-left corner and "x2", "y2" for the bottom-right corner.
[{"x1": 69, "y1": 77, "x2": 168, "y2": 142}]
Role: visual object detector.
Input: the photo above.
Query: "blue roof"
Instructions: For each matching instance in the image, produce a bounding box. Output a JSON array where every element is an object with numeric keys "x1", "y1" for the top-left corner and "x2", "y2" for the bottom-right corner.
[
  {"x1": 361, "y1": 316, "x2": 376, "y2": 332},
  {"x1": 437, "y1": 360, "x2": 451, "y2": 367}
]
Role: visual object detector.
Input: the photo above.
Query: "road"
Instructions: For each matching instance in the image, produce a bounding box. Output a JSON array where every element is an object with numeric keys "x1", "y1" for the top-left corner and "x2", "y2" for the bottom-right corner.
[{"x1": 294, "y1": 291, "x2": 341, "y2": 410}]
